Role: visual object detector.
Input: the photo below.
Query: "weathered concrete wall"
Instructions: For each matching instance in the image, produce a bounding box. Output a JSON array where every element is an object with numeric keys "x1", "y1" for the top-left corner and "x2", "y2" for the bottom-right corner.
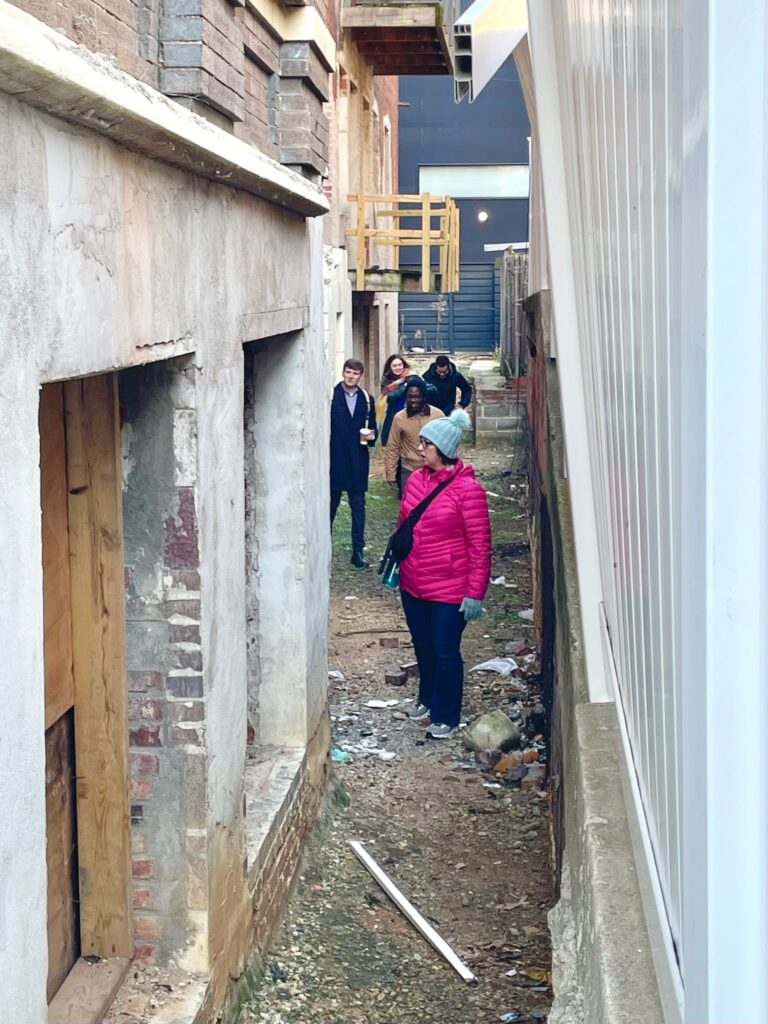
[
  {"x1": 0, "y1": 85, "x2": 328, "y2": 1018},
  {"x1": 526, "y1": 291, "x2": 663, "y2": 1024},
  {"x1": 243, "y1": 230, "x2": 331, "y2": 749}
]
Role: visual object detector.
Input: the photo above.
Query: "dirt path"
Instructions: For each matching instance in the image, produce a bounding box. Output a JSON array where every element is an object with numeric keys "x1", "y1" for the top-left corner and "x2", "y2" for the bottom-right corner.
[{"x1": 240, "y1": 445, "x2": 553, "y2": 1024}]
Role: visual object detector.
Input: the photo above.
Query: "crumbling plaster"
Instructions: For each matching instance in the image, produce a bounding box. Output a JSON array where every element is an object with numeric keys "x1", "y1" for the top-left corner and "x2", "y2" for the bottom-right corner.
[{"x1": 0, "y1": 83, "x2": 329, "y2": 1018}]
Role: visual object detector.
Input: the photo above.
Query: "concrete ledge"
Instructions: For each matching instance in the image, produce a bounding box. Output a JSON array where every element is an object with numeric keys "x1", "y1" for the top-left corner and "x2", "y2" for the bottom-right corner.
[
  {"x1": 245, "y1": 747, "x2": 306, "y2": 881},
  {"x1": 0, "y1": 1, "x2": 328, "y2": 218},
  {"x1": 241, "y1": 305, "x2": 309, "y2": 342},
  {"x1": 548, "y1": 703, "x2": 663, "y2": 1024}
]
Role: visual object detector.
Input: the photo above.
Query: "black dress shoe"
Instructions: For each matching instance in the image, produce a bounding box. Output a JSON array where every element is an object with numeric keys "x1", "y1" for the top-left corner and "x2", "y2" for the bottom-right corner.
[{"x1": 350, "y1": 550, "x2": 370, "y2": 568}]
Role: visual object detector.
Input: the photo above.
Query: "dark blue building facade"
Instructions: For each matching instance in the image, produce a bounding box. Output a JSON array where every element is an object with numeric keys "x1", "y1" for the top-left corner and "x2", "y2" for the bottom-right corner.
[{"x1": 398, "y1": 51, "x2": 530, "y2": 351}]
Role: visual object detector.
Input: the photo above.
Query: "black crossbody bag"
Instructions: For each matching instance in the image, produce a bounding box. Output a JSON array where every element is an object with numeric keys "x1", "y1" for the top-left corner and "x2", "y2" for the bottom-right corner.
[{"x1": 378, "y1": 474, "x2": 458, "y2": 577}]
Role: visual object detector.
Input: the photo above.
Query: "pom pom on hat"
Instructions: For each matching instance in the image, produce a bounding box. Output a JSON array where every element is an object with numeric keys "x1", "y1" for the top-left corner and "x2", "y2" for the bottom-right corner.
[{"x1": 419, "y1": 408, "x2": 471, "y2": 459}]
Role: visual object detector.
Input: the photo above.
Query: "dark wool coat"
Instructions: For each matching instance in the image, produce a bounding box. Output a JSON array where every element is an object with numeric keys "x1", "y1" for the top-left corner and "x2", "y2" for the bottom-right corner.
[{"x1": 330, "y1": 382, "x2": 377, "y2": 492}]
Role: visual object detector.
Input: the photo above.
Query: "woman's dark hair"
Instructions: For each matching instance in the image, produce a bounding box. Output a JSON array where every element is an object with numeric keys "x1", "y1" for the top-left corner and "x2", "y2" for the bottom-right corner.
[
  {"x1": 422, "y1": 437, "x2": 458, "y2": 467},
  {"x1": 381, "y1": 353, "x2": 410, "y2": 383}
]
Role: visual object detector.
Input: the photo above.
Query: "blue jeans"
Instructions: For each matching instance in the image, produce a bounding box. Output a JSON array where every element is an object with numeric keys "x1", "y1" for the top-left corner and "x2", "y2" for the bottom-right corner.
[{"x1": 401, "y1": 590, "x2": 467, "y2": 728}]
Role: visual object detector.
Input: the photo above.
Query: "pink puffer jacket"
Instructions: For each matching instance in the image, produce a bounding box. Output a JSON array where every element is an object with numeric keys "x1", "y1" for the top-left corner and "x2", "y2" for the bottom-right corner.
[{"x1": 398, "y1": 460, "x2": 492, "y2": 604}]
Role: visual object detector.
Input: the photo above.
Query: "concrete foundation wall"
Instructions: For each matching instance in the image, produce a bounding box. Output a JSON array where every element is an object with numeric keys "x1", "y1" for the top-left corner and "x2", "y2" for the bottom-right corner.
[
  {"x1": 0, "y1": 87, "x2": 329, "y2": 1020},
  {"x1": 474, "y1": 384, "x2": 528, "y2": 447},
  {"x1": 526, "y1": 292, "x2": 664, "y2": 1024}
]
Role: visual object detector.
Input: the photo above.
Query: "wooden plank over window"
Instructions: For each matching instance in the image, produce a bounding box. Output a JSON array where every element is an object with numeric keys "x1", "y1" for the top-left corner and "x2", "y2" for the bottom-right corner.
[
  {"x1": 64, "y1": 375, "x2": 132, "y2": 959},
  {"x1": 40, "y1": 382, "x2": 75, "y2": 730}
]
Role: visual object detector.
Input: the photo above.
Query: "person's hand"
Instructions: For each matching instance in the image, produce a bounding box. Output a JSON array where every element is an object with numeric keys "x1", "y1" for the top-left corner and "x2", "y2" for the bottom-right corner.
[{"x1": 459, "y1": 597, "x2": 483, "y2": 621}]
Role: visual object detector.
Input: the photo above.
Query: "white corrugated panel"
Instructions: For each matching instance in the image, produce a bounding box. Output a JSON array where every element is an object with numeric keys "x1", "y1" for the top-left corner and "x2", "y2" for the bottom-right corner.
[
  {"x1": 531, "y1": 0, "x2": 768, "y2": 1020},
  {"x1": 549, "y1": 0, "x2": 684, "y2": 966}
]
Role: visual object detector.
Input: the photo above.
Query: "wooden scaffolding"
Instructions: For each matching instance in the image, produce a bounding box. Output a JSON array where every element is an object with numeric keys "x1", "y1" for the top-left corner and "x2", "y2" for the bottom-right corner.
[{"x1": 346, "y1": 192, "x2": 461, "y2": 293}]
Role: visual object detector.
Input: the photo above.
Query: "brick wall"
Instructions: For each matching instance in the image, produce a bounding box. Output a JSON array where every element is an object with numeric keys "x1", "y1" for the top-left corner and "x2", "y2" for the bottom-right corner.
[
  {"x1": 247, "y1": 715, "x2": 331, "y2": 961},
  {"x1": 15, "y1": 0, "x2": 330, "y2": 174},
  {"x1": 120, "y1": 360, "x2": 208, "y2": 963},
  {"x1": 13, "y1": 0, "x2": 158, "y2": 86}
]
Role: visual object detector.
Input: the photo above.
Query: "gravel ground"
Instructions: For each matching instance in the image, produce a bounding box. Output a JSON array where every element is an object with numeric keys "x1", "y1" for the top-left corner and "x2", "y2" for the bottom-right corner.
[{"x1": 239, "y1": 444, "x2": 553, "y2": 1024}]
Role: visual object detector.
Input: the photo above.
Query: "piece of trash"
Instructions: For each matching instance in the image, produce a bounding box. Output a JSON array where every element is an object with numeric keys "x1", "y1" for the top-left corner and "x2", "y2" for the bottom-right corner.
[
  {"x1": 505, "y1": 968, "x2": 518, "y2": 977},
  {"x1": 463, "y1": 711, "x2": 520, "y2": 753},
  {"x1": 349, "y1": 841, "x2": 477, "y2": 984},
  {"x1": 517, "y1": 608, "x2": 534, "y2": 621},
  {"x1": 482, "y1": 782, "x2": 502, "y2": 789},
  {"x1": 508, "y1": 640, "x2": 531, "y2": 656},
  {"x1": 499, "y1": 1013, "x2": 522, "y2": 1022},
  {"x1": 344, "y1": 595, "x2": 359, "y2": 601},
  {"x1": 365, "y1": 699, "x2": 399, "y2": 709},
  {"x1": 331, "y1": 748, "x2": 351, "y2": 763},
  {"x1": 328, "y1": 669, "x2": 345, "y2": 680},
  {"x1": 377, "y1": 750, "x2": 397, "y2": 761},
  {"x1": 470, "y1": 658, "x2": 519, "y2": 677},
  {"x1": 490, "y1": 575, "x2": 517, "y2": 589},
  {"x1": 521, "y1": 967, "x2": 552, "y2": 984}
]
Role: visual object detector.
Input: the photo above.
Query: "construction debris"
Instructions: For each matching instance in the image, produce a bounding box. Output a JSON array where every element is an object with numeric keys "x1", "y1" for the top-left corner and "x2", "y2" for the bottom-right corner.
[{"x1": 349, "y1": 840, "x2": 477, "y2": 985}]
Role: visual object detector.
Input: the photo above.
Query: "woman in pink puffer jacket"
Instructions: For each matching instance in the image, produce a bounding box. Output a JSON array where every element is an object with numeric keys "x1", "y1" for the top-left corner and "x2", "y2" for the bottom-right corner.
[{"x1": 398, "y1": 409, "x2": 491, "y2": 739}]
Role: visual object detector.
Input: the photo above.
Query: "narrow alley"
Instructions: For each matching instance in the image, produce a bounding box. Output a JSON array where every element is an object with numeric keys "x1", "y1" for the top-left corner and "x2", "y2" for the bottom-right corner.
[{"x1": 239, "y1": 437, "x2": 553, "y2": 1024}]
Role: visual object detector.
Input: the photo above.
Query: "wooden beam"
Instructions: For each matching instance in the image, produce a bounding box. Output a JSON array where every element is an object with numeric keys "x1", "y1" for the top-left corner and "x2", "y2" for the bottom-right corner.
[
  {"x1": 64, "y1": 374, "x2": 132, "y2": 959},
  {"x1": 40, "y1": 382, "x2": 75, "y2": 730},
  {"x1": 48, "y1": 957, "x2": 129, "y2": 1024},
  {"x1": 342, "y1": 6, "x2": 438, "y2": 30},
  {"x1": 356, "y1": 193, "x2": 366, "y2": 291},
  {"x1": 421, "y1": 192, "x2": 431, "y2": 293}
]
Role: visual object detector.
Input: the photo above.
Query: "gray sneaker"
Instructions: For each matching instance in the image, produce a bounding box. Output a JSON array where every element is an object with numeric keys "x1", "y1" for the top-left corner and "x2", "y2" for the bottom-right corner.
[
  {"x1": 426, "y1": 722, "x2": 454, "y2": 739},
  {"x1": 406, "y1": 702, "x2": 430, "y2": 722}
]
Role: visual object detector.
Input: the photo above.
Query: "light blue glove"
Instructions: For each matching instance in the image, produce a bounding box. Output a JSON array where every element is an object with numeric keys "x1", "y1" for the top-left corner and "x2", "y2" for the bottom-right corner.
[{"x1": 459, "y1": 597, "x2": 483, "y2": 622}]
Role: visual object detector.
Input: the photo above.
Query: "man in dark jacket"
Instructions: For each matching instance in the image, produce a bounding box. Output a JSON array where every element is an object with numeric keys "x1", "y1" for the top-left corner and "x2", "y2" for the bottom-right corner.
[
  {"x1": 423, "y1": 355, "x2": 473, "y2": 416},
  {"x1": 330, "y1": 358, "x2": 377, "y2": 567}
]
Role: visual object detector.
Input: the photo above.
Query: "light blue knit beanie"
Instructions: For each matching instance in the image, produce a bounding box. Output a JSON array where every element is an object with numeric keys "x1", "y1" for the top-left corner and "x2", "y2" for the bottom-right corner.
[{"x1": 419, "y1": 408, "x2": 471, "y2": 459}]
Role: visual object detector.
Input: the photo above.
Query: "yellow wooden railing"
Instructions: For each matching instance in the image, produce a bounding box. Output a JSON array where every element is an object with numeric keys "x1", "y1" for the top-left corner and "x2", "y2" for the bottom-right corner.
[{"x1": 346, "y1": 192, "x2": 460, "y2": 293}]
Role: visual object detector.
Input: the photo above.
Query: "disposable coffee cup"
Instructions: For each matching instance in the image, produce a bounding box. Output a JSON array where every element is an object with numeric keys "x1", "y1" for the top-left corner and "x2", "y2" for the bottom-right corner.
[{"x1": 359, "y1": 427, "x2": 373, "y2": 445}]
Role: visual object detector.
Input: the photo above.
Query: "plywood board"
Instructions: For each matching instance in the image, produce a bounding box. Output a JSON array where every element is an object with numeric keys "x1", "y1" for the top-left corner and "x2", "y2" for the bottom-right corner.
[
  {"x1": 64, "y1": 375, "x2": 132, "y2": 958},
  {"x1": 40, "y1": 382, "x2": 75, "y2": 730},
  {"x1": 45, "y1": 711, "x2": 80, "y2": 1002},
  {"x1": 48, "y1": 957, "x2": 129, "y2": 1024}
]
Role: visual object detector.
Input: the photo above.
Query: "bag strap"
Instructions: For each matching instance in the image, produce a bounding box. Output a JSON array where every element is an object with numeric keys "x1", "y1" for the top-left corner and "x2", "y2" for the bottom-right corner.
[{"x1": 404, "y1": 472, "x2": 458, "y2": 529}]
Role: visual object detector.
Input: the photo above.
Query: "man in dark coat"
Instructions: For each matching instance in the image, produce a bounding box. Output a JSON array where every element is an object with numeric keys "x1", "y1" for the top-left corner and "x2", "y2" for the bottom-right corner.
[
  {"x1": 330, "y1": 358, "x2": 377, "y2": 567},
  {"x1": 423, "y1": 355, "x2": 473, "y2": 416}
]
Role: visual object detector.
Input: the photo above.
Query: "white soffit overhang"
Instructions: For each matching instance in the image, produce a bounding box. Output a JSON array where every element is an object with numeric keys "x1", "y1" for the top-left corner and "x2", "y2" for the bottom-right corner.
[{"x1": 453, "y1": 0, "x2": 528, "y2": 103}]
